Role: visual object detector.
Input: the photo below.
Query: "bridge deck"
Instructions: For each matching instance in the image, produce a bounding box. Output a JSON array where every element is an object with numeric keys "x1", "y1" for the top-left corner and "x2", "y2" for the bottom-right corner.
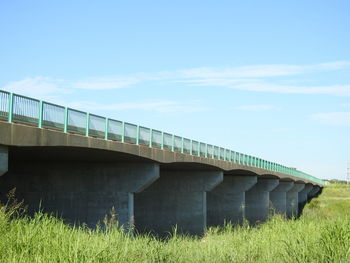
[{"x1": 0, "y1": 91, "x2": 324, "y2": 186}]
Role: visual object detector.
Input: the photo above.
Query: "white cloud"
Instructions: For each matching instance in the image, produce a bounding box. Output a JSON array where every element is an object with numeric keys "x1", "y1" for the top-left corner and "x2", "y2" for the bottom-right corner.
[
  {"x1": 71, "y1": 78, "x2": 140, "y2": 90},
  {"x1": 311, "y1": 112, "x2": 350, "y2": 126},
  {"x1": 184, "y1": 79, "x2": 350, "y2": 96},
  {"x1": 229, "y1": 82, "x2": 350, "y2": 96},
  {"x1": 178, "y1": 61, "x2": 350, "y2": 79},
  {"x1": 67, "y1": 100, "x2": 208, "y2": 113},
  {"x1": 235, "y1": 104, "x2": 278, "y2": 111},
  {"x1": 2, "y1": 61, "x2": 350, "y2": 101},
  {"x1": 1, "y1": 77, "x2": 69, "y2": 101}
]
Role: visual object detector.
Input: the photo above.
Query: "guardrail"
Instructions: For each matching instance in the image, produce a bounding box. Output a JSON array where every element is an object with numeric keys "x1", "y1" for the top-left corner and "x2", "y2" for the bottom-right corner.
[{"x1": 0, "y1": 90, "x2": 325, "y2": 185}]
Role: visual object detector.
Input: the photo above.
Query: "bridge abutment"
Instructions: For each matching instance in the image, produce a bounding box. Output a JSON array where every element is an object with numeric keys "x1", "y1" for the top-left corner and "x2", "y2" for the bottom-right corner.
[
  {"x1": 269, "y1": 181, "x2": 294, "y2": 215},
  {"x1": 298, "y1": 183, "x2": 313, "y2": 215},
  {"x1": 286, "y1": 183, "x2": 305, "y2": 218},
  {"x1": 134, "y1": 170, "x2": 223, "y2": 236},
  {"x1": 245, "y1": 178, "x2": 279, "y2": 224},
  {"x1": 207, "y1": 175, "x2": 257, "y2": 226},
  {"x1": 0, "y1": 146, "x2": 8, "y2": 176},
  {"x1": 0, "y1": 161, "x2": 159, "y2": 229}
]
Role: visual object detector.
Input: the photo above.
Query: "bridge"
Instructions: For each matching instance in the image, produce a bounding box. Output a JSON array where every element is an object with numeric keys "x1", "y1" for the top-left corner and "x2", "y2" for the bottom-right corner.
[{"x1": 0, "y1": 91, "x2": 324, "y2": 235}]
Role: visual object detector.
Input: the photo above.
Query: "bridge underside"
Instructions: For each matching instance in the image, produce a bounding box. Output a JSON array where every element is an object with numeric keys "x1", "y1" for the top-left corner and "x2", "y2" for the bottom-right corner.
[{"x1": 0, "y1": 146, "x2": 322, "y2": 236}]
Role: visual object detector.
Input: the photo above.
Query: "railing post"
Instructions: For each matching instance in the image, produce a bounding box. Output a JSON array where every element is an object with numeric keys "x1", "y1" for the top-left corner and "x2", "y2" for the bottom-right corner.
[
  {"x1": 121, "y1": 122, "x2": 125, "y2": 143},
  {"x1": 64, "y1": 107, "x2": 68, "y2": 133},
  {"x1": 181, "y1": 137, "x2": 184, "y2": 154},
  {"x1": 38, "y1": 101, "x2": 43, "y2": 128},
  {"x1": 8, "y1": 93, "x2": 13, "y2": 123},
  {"x1": 171, "y1": 134, "x2": 174, "y2": 151},
  {"x1": 105, "y1": 118, "x2": 108, "y2": 140},
  {"x1": 85, "y1": 113, "x2": 89, "y2": 136},
  {"x1": 161, "y1": 132, "x2": 164, "y2": 149},
  {"x1": 136, "y1": 126, "x2": 140, "y2": 145},
  {"x1": 149, "y1": 129, "x2": 152, "y2": 147}
]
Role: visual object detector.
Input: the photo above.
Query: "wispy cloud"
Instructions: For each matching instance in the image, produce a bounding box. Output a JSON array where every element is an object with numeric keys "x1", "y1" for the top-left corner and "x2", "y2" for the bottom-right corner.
[
  {"x1": 229, "y1": 82, "x2": 350, "y2": 96},
  {"x1": 235, "y1": 104, "x2": 278, "y2": 111},
  {"x1": 311, "y1": 112, "x2": 350, "y2": 126},
  {"x1": 178, "y1": 61, "x2": 350, "y2": 79},
  {"x1": 71, "y1": 78, "x2": 140, "y2": 90},
  {"x1": 340, "y1": 103, "x2": 350, "y2": 108},
  {"x1": 67, "y1": 100, "x2": 208, "y2": 113},
  {"x1": 2, "y1": 61, "x2": 350, "y2": 100},
  {"x1": 1, "y1": 77, "x2": 69, "y2": 101}
]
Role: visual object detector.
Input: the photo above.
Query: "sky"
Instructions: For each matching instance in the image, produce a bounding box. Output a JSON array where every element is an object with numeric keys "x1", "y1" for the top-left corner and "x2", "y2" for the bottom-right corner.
[{"x1": 1, "y1": 0, "x2": 350, "y2": 180}]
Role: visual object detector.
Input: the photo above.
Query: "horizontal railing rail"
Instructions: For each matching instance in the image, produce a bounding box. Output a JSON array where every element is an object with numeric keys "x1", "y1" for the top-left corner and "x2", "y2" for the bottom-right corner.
[{"x1": 0, "y1": 90, "x2": 325, "y2": 185}]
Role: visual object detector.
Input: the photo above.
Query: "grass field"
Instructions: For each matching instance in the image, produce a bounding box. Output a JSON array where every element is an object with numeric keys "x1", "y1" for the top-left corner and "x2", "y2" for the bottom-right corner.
[{"x1": 1, "y1": 184, "x2": 350, "y2": 263}]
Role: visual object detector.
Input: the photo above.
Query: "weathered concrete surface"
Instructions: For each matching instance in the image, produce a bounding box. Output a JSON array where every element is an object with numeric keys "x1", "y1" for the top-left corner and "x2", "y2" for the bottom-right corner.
[
  {"x1": 298, "y1": 184, "x2": 313, "y2": 215},
  {"x1": 0, "y1": 121, "x2": 322, "y2": 186},
  {"x1": 0, "y1": 146, "x2": 8, "y2": 176},
  {"x1": 0, "y1": 161, "x2": 159, "y2": 228},
  {"x1": 134, "y1": 170, "x2": 223, "y2": 235},
  {"x1": 286, "y1": 183, "x2": 305, "y2": 218},
  {"x1": 207, "y1": 175, "x2": 257, "y2": 226},
  {"x1": 245, "y1": 178, "x2": 279, "y2": 224},
  {"x1": 269, "y1": 181, "x2": 294, "y2": 215}
]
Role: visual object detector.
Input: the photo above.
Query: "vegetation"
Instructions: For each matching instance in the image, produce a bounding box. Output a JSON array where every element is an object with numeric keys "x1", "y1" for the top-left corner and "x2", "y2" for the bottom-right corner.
[{"x1": 1, "y1": 184, "x2": 350, "y2": 263}]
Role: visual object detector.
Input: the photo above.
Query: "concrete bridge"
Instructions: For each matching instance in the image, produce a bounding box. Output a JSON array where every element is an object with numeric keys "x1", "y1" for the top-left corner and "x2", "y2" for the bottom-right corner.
[{"x1": 0, "y1": 91, "x2": 324, "y2": 235}]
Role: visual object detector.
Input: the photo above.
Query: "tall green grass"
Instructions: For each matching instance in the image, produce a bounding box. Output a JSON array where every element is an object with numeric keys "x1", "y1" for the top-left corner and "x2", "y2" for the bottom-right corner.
[{"x1": 1, "y1": 185, "x2": 350, "y2": 263}]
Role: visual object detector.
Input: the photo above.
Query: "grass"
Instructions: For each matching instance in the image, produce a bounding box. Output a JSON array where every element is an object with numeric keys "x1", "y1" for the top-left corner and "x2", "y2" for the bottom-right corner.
[{"x1": 1, "y1": 184, "x2": 350, "y2": 263}]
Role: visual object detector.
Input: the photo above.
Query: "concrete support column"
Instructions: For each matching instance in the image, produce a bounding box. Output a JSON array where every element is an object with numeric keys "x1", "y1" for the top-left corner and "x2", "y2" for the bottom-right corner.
[
  {"x1": 298, "y1": 183, "x2": 313, "y2": 215},
  {"x1": 308, "y1": 185, "x2": 321, "y2": 200},
  {"x1": 0, "y1": 146, "x2": 8, "y2": 176},
  {"x1": 269, "y1": 181, "x2": 294, "y2": 215},
  {"x1": 0, "y1": 162, "x2": 159, "y2": 229},
  {"x1": 207, "y1": 175, "x2": 257, "y2": 226},
  {"x1": 134, "y1": 170, "x2": 223, "y2": 236},
  {"x1": 286, "y1": 183, "x2": 305, "y2": 218},
  {"x1": 245, "y1": 178, "x2": 279, "y2": 224}
]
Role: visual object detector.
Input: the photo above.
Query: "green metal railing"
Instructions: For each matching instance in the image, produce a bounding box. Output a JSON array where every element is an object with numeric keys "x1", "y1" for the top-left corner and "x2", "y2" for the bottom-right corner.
[{"x1": 0, "y1": 90, "x2": 325, "y2": 185}]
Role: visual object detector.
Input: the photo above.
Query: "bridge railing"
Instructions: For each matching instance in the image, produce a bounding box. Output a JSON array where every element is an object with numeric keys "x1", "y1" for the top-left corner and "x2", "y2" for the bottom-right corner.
[{"x1": 0, "y1": 90, "x2": 325, "y2": 185}]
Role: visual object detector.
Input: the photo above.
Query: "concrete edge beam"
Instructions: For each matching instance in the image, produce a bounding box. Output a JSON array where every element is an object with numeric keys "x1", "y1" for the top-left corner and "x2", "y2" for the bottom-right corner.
[{"x1": 0, "y1": 121, "x2": 323, "y2": 186}]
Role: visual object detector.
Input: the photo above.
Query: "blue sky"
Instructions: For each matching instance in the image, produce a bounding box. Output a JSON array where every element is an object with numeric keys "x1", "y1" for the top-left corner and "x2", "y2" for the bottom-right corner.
[{"x1": 1, "y1": 0, "x2": 350, "y2": 180}]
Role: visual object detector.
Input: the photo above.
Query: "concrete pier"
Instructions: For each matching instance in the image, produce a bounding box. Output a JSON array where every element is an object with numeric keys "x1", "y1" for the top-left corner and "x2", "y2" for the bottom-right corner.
[
  {"x1": 0, "y1": 146, "x2": 8, "y2": 176},
  {"x1": 134, "y1": 170, "x2": 223, "y2": 235},
  {"x1": 308, "y1": 185, "x2": 321, "y2": 200},
  {"x1": 245, "y1": 178, "x2": 279, "y2": 224},
  {"x1": 0, "y1": 161, "x2": 159, "y2": 229},
  {"x1": 286, "y1": 183, "x2": 305, "y2": 218},
  {"x1": 207, "y1": 175, "x2": 257, "y2": 226},
  {"x1": 298, "y1": 183, "x2": 313, "y2": 215},
  {"x1": 269, "y1": 181, "x2": 294, "y2": 215}
]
